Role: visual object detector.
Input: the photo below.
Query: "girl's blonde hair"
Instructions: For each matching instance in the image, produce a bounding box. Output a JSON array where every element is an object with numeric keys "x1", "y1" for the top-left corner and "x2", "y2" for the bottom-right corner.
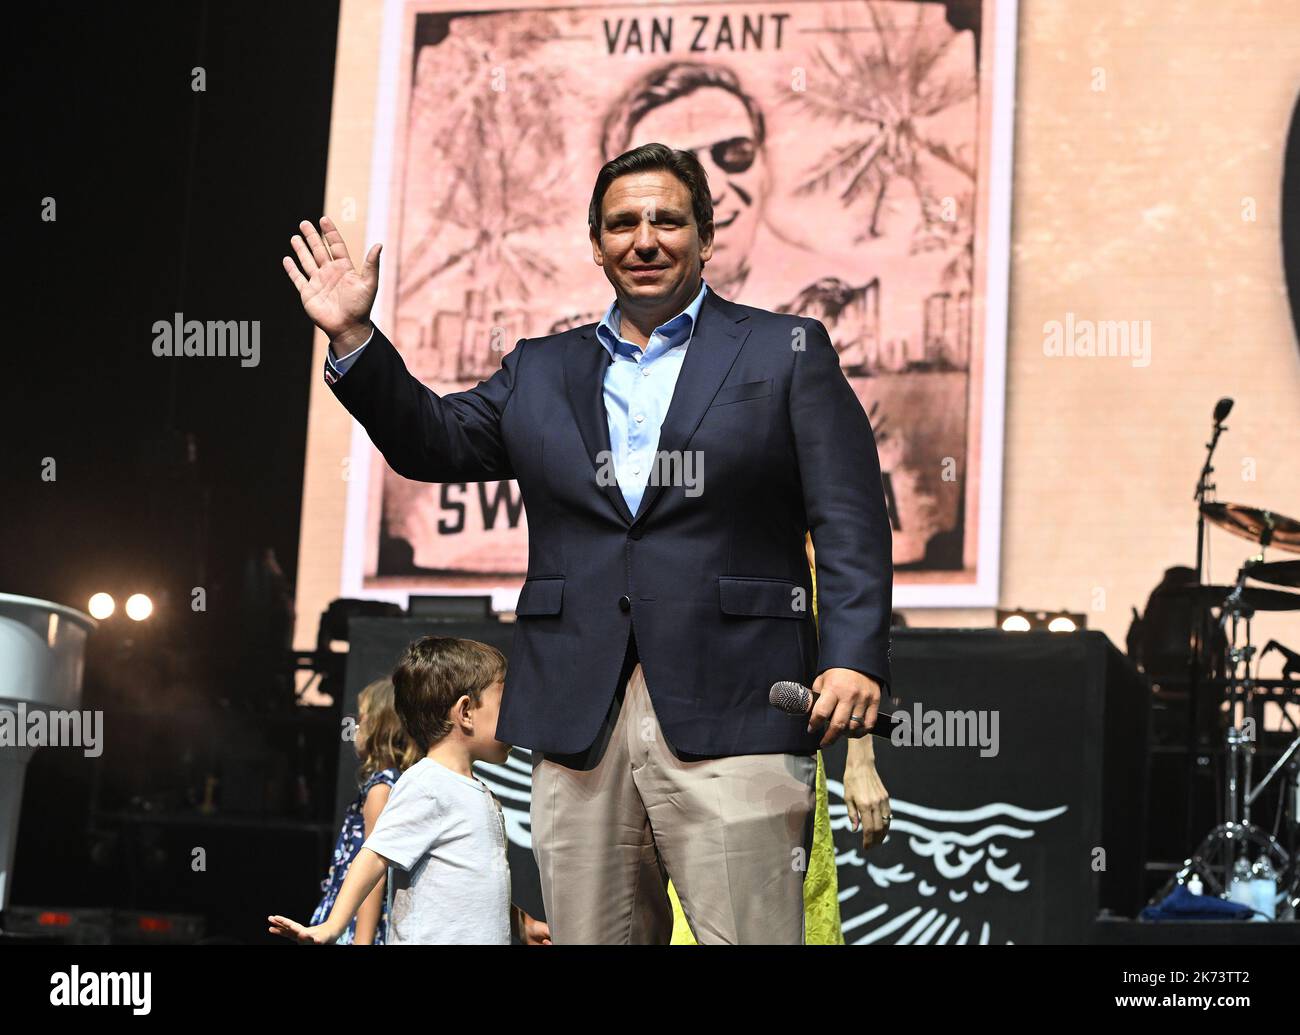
[{"x1": 357, "y1": 678, "x2": 421, "y2": 783}]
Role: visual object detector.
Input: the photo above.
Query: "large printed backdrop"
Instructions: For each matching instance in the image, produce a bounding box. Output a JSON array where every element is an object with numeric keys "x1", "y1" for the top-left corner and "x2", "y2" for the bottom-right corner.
[{"x1": 335, "y1": 0, "x2": 1012, "y2": 610}]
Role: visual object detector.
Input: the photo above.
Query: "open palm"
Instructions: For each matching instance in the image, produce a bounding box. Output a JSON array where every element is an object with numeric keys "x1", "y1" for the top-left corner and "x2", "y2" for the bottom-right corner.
[
  {"x1": 266, "y1": 913, "x2": 336, "y2": 945},
  {"x1": 282, "y1": 216, "x2": 381, "y2": 344}
]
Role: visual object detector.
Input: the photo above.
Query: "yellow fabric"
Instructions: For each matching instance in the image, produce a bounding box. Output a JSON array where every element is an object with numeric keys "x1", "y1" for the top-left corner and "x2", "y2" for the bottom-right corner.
[{"x1": 669, "y1": 544, "x2": 843, "y2": 944}]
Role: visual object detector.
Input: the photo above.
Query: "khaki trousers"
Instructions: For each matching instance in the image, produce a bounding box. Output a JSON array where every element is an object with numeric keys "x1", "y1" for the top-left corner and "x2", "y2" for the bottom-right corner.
[{"x1": 530, "y1": 654, "x2": 817, "y2": 945}]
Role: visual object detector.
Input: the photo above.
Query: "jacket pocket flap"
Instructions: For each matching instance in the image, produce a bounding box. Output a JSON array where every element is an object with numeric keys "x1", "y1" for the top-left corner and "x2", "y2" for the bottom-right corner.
[
  {"x1": 710, "y1": 378, "x2": 772, "y2": 407},
  {"x1": 516, "y1": 576, "x2": 564, "y2": 616},
  {"x1": 718, "y1": 576, "x2": 802, "y2": 618}
]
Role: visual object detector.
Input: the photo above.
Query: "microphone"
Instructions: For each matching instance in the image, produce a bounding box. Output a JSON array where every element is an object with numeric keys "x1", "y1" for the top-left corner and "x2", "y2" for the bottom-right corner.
[
  {"x1": 1214, "y1": 397, "x2": 1234, "y2": 423},
  {"x1": 769, "y1": 681, "x2": 899, "y2": 739}
]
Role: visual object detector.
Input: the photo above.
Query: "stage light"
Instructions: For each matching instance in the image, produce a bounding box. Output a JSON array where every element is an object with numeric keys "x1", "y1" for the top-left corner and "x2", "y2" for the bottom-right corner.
[
  {"x1": 997, "y1": 608, "x2": 1087, "y2": 632},
  {"x1": 88, "y1": 593, "x2": 115, "y2": 620},
  {"x1": 125, "y1": 594, "x2": 153, "y2": 622}
]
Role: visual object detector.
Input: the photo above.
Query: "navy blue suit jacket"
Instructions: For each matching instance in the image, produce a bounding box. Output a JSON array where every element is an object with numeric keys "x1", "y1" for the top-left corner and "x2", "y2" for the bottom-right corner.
[{"x1": 327, "y1": 288, "x2": 893, "y2": 756}]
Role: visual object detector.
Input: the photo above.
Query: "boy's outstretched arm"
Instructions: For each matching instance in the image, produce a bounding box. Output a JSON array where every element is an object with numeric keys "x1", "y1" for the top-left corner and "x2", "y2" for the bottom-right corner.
[
  {"x1": 352, "y1": 783, "x2": 393, "y2": 944},
  {"x1": 268, "y1": 848, "x2": 390, "y2": 944}
]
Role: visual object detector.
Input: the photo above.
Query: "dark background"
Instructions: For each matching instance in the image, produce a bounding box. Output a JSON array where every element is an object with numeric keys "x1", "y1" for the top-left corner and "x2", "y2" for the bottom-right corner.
[
  {"x1": 6, "y1": 0, "x2": 344, "y2": 942},
  {"x1": 8, "y1": 0, "x2": 338, "y2": 611}
]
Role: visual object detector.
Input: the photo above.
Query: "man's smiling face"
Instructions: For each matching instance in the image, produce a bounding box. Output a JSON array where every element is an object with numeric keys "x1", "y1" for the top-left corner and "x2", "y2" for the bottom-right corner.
[{"x1": 590, "y1": 169, "x2": 713, "y2": 314}]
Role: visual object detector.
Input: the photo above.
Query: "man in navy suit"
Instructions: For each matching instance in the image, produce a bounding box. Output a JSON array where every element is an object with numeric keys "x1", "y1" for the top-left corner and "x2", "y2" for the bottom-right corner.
[{"x1": 284, "y1": 143, "x2": 893, "y2": 944}]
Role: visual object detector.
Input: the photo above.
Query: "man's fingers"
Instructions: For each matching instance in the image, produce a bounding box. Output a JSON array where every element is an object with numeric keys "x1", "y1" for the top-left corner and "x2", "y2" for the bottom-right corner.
[
  {"x1": 298, "y1": 220, "x2": 330, "y2": 268},
  {"x1": 290, "y1": 234, "x2": 319, "y2": 278},
  {"x1": 362, "y1": 243, "x2": 383, "y2": 287},
  {"x1": 806, "y1": 689, "x2": 836, "y2": 731},
  {"x1": 864, "y1": 692, "x2": 880, "y2": 730},
  {"x1": 281, "y1": 256, "x2": 308, "y2": 293},
  {"x1": 817, "y1": 691, "x2": 854, "y2": 746},
  {"x1": 318, "y1": 215, "x2": 353, "y2": 267}
]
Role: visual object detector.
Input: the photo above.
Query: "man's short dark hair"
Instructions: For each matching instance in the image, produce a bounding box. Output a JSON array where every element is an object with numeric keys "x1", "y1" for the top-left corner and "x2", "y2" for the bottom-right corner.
[{"x1": 587, "y1": 142, "x2": 714, "y2": 241}]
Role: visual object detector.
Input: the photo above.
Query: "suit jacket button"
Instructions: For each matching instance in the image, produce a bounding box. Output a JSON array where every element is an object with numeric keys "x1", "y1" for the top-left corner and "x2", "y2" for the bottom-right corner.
[{"x1": 618, "y1": 594, "x2": 631, "y2": 613}]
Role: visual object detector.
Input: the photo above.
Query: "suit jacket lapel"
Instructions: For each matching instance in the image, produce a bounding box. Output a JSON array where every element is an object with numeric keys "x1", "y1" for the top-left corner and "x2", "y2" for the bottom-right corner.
[
  {"x1": 564, "y1": 326, "x2": 634, "y2": 525},
  {"x1": 632, "y1": 291, "x2": 749, "y2": 524}
]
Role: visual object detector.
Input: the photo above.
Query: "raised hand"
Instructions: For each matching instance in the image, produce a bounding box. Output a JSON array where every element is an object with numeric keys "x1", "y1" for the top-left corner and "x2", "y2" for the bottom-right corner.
[{"x1": 282, "y1": 216, "x2": 381, "y2": 352}]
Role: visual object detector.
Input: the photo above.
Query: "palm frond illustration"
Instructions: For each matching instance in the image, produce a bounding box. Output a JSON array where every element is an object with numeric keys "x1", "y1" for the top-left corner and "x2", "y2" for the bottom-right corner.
[
  {"x1": 827, "y1": 780, "x2": 1068, "y2": 945},
  {"x1": 786, "y1": 1, "x2": 978, "y2": 244},
  {"x1": 399, "y1": 13, "x2": 571, "y2": 308}
]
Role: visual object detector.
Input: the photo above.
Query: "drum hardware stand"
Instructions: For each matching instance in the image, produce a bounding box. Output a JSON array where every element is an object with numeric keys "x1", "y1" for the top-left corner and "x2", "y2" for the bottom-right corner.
[{"x1": 1183, "y1": 566, "x2": 1299, "y2": 917}]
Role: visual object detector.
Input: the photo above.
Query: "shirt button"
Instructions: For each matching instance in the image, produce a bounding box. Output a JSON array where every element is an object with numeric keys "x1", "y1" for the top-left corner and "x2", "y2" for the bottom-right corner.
[
  {"x1": 618, "y1": 595, "x2": 631, "y2": 613},
  {"x1": 635, "y1": 414, "x2": 644, "y2": 423},
  {"x1": 641, "y1": 368, "x2": 650, "y2": 377}
]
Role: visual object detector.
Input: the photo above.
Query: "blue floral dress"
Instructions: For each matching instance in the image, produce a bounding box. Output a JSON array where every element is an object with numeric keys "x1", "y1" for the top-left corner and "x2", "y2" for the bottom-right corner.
[{"x1": 311, "y1": 767, "x2": 400, "y2": 944}]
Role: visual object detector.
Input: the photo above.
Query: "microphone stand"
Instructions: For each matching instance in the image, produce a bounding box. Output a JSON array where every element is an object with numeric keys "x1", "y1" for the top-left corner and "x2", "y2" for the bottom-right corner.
[{"x1": 1185, "y1": 411, "x2": 1228, "y2": 851}]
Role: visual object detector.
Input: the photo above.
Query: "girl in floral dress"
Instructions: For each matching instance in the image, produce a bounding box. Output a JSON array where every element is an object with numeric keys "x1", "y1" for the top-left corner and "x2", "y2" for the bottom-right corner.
[{"x1": 309, "y1": 678, "x2": 420, "y2": 944}]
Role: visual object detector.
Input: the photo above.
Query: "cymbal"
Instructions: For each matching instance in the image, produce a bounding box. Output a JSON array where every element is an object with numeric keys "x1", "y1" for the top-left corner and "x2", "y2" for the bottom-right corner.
[
  {"x1": 1247, "y1": 559, "x2": 1300, "y2": 590},
  {"x1": 1166, "y1": 582, "x2": 1300, "y2": 612},
  {"x1": 1201, "y1": 502, "x2": 1300, "y2": 553}
]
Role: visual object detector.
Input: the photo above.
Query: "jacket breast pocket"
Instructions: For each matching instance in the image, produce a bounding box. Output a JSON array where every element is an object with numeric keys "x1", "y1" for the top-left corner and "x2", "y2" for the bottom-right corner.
[
  {"x1": 717, "y1": 576, "x2": 804, "y2": 619},
  {"x1": 709, "y1": 378, "x2": 772, "y2": 408},
  {"x1": 515, "y1": 576, "x2": 564, "y2": 617}
]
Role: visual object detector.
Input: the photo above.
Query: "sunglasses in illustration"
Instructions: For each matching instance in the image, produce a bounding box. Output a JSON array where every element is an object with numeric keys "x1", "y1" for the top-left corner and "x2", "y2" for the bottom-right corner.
[{"x1": 684, "y1": 135, "x2": 757, "y2": 175}]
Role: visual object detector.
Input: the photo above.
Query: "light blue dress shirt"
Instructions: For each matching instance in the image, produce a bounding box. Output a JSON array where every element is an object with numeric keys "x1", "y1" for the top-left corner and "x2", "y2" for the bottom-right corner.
[
  {"x1": 326, "y1": 277, "x2": 710, "y2": 517},
  {"x1": 595, "y1": 278, "x2": 709, "y2": 516}
]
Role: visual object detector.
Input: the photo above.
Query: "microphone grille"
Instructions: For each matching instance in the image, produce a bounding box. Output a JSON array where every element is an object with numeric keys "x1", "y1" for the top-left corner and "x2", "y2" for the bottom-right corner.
[{"x1": 769, "y1": 680, "x2": 809, "y2": 714}]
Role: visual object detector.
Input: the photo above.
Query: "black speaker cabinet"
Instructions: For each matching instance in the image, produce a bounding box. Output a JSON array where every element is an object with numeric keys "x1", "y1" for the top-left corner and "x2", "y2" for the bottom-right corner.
[{"x1": 821, "y1": 629, "x2": 1150, "y2": 944}]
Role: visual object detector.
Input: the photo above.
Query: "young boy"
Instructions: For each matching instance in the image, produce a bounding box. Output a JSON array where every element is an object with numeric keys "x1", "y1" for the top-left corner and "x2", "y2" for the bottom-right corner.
[{"x1": 269, "y1": 636, "x2": 550, "y2": 945}]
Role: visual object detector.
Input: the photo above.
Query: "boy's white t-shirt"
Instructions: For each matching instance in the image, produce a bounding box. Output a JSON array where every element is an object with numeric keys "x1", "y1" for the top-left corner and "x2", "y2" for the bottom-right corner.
[{"x1": 363, "y1": 757, "x2": 511, "y2": 945}]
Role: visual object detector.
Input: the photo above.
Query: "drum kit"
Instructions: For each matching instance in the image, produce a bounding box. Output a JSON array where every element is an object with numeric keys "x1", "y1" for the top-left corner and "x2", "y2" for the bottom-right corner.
[{"x1": 1156, "y1": 400, "x2": 1300, "y2": 919}]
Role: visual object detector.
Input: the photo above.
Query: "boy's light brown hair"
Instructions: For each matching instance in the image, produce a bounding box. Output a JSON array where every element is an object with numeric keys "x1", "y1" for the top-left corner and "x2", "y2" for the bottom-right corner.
[
  {"x1": 391, "y1": 636, "x2": 507, "y2": 753},
  {"x1": 356, "y1": 678, "x2": 423, "y2": 783}
]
